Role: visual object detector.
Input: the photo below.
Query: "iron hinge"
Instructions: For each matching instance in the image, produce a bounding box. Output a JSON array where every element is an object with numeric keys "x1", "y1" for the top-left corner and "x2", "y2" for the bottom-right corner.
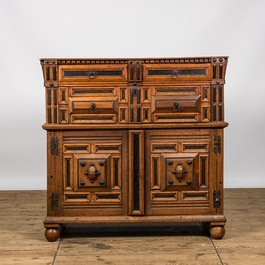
[
  {"x1": 214, "y1": 135, "x2": 221, "y2": 154},
  {"x1": 50, "y1": 192, "x2": 59, "y2": 211},
  {"x1": 51, "y1": 137, "x2": 59, "y2": 155},
  {"x1": 213, "y1": 190, "x2": 221, "y2": 208}
]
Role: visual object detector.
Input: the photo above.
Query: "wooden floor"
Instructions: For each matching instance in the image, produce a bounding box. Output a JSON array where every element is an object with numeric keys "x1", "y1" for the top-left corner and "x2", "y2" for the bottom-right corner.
[{"x1": 0, "y1": 189, "x2": 264, "y2": 265}]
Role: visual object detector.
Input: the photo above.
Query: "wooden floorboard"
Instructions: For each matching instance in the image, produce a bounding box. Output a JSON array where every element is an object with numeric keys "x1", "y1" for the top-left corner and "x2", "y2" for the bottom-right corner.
[
  {"x1": 212, "y1": 189, "x2": 265, "y2": 265},
  {"x1": 0, "y1": 191, "x2": 58, "y2": 265},
  {"x1": 0, "y1": 189, "x2": 264, "y2": 265}
]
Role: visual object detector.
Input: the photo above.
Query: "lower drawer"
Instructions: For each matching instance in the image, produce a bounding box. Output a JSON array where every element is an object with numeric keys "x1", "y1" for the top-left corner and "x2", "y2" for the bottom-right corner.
[
  {"x1": 71, "y1": 114, "x2": 117, "y2": 123},
  {"x1": 153, "y1": 113, "x2": 199, "y2": 123}
]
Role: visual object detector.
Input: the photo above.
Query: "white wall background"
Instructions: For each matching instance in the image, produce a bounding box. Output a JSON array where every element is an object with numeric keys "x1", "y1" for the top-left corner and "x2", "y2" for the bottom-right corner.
[{"x1": 0, "y1": 0, "x2": 264, "y2": 190}]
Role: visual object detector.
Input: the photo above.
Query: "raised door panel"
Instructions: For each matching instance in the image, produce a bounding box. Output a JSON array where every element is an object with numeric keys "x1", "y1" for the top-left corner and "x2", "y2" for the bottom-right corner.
[
  {"x1": 145, "y1": 129, "x2": 214, "y2": 216},
  {"x1": 61, "y1": 130, "x2": 128, "y2": 216}
]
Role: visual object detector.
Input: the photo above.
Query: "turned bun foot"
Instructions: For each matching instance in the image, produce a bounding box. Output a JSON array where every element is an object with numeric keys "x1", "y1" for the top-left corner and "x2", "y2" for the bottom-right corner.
[
  {"x1": 210, "y1": 226, "x2": 225, "y2": 239},
  {"x1": 45, "y1": 228, "x2": 60, "y2": 242}
]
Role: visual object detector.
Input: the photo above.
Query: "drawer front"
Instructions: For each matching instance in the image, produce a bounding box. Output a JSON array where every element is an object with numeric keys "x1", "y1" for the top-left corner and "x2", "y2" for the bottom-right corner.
[
  {"x1": 150, "y1": 85, "x2": 209, "y2": 123},
  {"x1": 59, "y1": 64, "x2": 128, "y2": 83},
  {"x1": 143, "y1": 63, "x2": 211, "y2": 82},
  {"x1": 152, "y1": 95, "x2": 201, "y2": 123},
  {"x1": 152, "y1": 95, "x2": 201, "y2": 113},
  {"x1": 69, "y1": 97, "x2": 118, "y2": 114},
  {"x1": 69, "y1": 87, "x2": 117, "y2": 97},
  {"x1": 69, "y1": 97, "x2": 118, "y2": 124}
]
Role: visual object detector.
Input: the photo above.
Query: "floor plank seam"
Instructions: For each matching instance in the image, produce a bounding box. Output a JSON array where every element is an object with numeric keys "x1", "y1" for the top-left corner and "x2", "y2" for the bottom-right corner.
[
  {"x1": 210, "y1": 237, "x2": 224, "y2": 265},
  {"x1": 52, "y1": 225, "x2": 65, "y2": 265},
  {"x1": 52, "y1": 238, "x2": 62, "y2": 265}
]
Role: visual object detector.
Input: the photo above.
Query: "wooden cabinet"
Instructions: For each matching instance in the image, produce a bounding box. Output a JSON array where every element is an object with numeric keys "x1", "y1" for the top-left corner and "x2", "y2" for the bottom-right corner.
[{"x1": 41, "y1": 57, "x2": 228, "y2": 241}]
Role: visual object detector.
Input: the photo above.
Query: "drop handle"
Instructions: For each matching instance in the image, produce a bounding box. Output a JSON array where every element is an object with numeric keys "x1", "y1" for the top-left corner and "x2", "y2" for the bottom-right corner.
[
  {"x1": 172, "y1": 164, "x2": 188, "y2": 180},
  {"x1": 173, "y1": 101, "x2": 179, "y2": 110},
  {"x1": 84, "y1": 164, "x2": 101, "y2": 183},
  {"x1": 171, "y1": 70, "x2": 178, "y2": 79},
  {"x1": 90, "y1": 103, "x2": 96, "y2": 110},
  {"x1": 87, "y1": 71, "x2": 96, "y2": 79},
  {"x1": 172, "y1": 169, "x2": 188, "y2": 174}
]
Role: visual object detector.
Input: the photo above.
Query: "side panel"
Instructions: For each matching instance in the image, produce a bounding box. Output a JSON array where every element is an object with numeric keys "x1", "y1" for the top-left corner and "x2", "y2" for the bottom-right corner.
[{"x1": 47, "y1": 131, "x2": 63, "y2": 217}]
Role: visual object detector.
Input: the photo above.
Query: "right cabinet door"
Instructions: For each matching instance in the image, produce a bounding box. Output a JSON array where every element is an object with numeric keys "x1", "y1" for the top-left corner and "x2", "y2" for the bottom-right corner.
[{"x1": 145, "y1": 129, "x2": 216, "y2": 216}]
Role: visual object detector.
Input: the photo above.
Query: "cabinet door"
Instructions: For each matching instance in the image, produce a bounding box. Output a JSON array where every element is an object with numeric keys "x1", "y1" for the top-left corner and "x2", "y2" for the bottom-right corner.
[
  {"x1": 60, "y1": 130, "x2": 128, "y2": 216},
  {"x1": 145, "y1": 129, "x2": 216, "y2": 216}
]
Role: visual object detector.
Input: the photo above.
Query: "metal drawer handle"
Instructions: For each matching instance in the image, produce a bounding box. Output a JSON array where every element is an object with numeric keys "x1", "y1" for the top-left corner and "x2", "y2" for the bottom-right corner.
[
  {"x1": 90, "y1": 103, "x2": 96, "y2": 110},
  {"x1": 173, "y1": 101, "x2": 179, "y2": 110},
  {"x1": 171, "y1": 70, "x2": 178, "y2": 79},
  {"x1": 87, "y1": 71, "x2": 96, "y2": 79}
]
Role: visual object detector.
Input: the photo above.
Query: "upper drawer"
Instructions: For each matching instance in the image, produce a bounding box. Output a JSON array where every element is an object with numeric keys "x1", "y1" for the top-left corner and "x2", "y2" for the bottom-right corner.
[
  {"x1": 59, "y1": 64, "x2": 128, "y2": 83},
  {"x1": 143, "y1": 64, "x2": 211, "y2": 82},
  {"x1": 69, "y1": 87, "x2": 117, "y2": 98}
]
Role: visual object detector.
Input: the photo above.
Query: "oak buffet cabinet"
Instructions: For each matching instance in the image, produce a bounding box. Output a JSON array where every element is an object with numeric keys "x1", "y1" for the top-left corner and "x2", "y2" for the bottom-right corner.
[{"x1": 40, "y1": 57, "x2": 228, "y2": 241}]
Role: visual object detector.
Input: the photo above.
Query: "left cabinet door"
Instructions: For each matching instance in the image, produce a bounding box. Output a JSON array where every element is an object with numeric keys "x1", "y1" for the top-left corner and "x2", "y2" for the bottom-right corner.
[{"x1": 47, "y1": 130, "x2": 128, "y2": 217}]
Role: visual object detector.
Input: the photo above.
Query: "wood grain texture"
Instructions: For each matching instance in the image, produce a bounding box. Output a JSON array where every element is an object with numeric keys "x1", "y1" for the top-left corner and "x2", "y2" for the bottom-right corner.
[
  {"x1": 0, "y1": 191, "x2": 58, "y2": 265},
  {"x1": 212, "y1": 189, "x2": 265, "y2": 265}
]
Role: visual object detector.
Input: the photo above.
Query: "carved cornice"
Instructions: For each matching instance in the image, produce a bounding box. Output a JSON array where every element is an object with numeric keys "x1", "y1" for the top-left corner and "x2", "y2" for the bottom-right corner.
[{"x1": 40, "y1": 57, "x2": 228, "y2": 65}]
